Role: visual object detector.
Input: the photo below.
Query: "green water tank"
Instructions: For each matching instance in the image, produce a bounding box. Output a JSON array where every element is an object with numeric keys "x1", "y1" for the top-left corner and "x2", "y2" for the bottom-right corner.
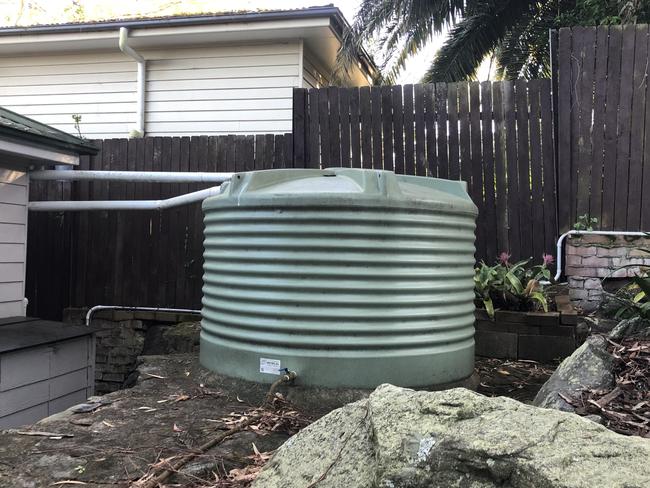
[{"x1": 200, "y1": 168, "x2": 477, "y2": 389}]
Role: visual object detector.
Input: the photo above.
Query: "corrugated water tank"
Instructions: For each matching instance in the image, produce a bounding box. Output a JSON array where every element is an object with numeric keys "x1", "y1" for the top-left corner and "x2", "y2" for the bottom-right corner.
[{"x1": 200, "y1": 168, "x2": 478, "y2": 389}]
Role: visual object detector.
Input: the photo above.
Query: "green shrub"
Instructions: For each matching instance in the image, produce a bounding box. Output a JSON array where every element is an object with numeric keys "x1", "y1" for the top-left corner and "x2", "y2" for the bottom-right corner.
[{"x1": 474, "y1": 253, "x2": 552, "y2": 318}]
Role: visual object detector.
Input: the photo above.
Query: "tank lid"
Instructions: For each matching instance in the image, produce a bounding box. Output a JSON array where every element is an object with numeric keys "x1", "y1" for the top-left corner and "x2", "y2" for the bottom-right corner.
[{"x1": 204, "y1": 168, "x2": 477, "y2": 215}]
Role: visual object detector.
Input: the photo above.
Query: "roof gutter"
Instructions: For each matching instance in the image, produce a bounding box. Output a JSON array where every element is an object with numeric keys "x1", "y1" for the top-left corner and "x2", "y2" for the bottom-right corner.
[
  {"x1": 118, "y1": 27, "x2": 145, "y2": 137},
  {"x1": 0, "y1": 7, "x2": 342, "y2": 35}
]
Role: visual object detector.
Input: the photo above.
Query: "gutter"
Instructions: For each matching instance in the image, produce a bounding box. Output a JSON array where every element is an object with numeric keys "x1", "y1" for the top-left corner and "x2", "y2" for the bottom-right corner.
[
  {"x1": 119, "y1": 27, "x2": 145, "y2": 137},
  {"x1": 0, "y1": 7, "x2": 343, "y2": 35}
]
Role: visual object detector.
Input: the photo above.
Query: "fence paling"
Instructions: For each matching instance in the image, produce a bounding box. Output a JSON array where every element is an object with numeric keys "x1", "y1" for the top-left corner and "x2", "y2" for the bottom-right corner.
[
  {"x1": 292, "y1": 81, "x2": 558, "y2": 264},
  {"x1": 26, "y1": 134, "x2": 294, "y2": 320},
  {"x1": 554, "y1": 25, "x2": 650, "y2": 232}
]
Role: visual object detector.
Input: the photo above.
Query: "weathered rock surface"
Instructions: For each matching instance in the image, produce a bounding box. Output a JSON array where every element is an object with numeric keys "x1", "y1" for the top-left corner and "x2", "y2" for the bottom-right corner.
[
  {"x1": 254, "y1": 384, "x2": 650, "y2": 488},
  {"x1": 533, "y1": 335, "x2": 615, "y2": 411}
]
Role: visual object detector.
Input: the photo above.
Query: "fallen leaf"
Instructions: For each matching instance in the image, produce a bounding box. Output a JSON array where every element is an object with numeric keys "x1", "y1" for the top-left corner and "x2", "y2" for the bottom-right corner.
[
  {"x1": 173, "y1": 423, "x2": 184, "y2": 432},
  {"x1": 173, "y1": 394, "x2": 190, "y2": 403}
]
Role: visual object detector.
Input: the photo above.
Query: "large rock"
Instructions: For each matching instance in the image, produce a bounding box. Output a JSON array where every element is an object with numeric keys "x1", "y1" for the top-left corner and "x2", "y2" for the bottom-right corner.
[
  {"x1": 533, "y1": 335, "x2": 615, "y2": 411},
  {"x1": 253, "y1": 385, "x2": 650, "y2": 488}
]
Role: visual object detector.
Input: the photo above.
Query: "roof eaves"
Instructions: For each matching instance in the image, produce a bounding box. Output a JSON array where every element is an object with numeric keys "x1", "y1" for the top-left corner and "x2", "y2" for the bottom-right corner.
[
  {"x1": 0, "y1": 108, "x2": 99, "y2": 155},
  {"x1": 0, "y1": 6, "x2": 342, "y2": 36}
]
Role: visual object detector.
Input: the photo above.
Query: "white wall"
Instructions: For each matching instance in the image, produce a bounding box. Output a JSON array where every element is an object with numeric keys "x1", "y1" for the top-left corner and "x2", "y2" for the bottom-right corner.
[
  {"x1": 0, "y1": 41, "x2": 301, "y2": 138},
  {"x1": 0, "y1": 169, "x2": 28, "y2": 318},
  {"x1": 303, "y1": 47, "x2": 331, "y2": 89}
]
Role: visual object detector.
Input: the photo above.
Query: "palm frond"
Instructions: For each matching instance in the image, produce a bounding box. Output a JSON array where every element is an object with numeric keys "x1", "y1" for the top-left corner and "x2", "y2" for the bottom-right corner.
[
  {"x1": 422, "y1": 0, "x2": 538, "y2": 82},
  {"x1": 336, "y1": 0, "x2": 466, "y2": 83}
]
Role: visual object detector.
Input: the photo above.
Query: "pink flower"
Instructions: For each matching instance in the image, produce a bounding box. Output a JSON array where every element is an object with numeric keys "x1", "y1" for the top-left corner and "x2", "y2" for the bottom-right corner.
[
  {"x1": 542, "y1": 253, "x2": 555, "y2": 266},
  {"x1": 498, "y1": 251, "x2": 511, "y2": 266}
]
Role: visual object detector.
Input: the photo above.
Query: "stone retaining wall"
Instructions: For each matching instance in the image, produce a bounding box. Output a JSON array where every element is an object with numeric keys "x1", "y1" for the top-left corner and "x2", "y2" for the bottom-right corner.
[
  {"x1": 565, "y1": 235, "x2": 650, "y2": 311},
  {"x1": 64, "y1": 309, "x2": 200, "y2": 394}
]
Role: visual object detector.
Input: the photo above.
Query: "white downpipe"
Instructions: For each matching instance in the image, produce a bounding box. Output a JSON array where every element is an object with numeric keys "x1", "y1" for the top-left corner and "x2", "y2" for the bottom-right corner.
[
  {"x1": 86, "y1": 305, "x2": 200, "y2": 326},
  {"x1": 119, "y1": 27, "x2": 146, "y2": 137},
  {"x1": 553, "y1": 230, "x2": 649, "y2": 282},
  {"x1": 29, "y1": 185, "x2": 222, "y2": 211},
  {"x1": 31, "y1": 170, "x2": 233, "y2": 183}
]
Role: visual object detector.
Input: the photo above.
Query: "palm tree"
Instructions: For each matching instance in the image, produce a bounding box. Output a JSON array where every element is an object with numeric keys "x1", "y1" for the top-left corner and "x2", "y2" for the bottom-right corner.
[{"x1": 338, "y1": 0, "x2": 650, "y2": 83}]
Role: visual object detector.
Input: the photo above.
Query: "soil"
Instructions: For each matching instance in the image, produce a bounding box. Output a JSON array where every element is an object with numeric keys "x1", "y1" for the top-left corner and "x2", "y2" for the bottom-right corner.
[
  {"x1": 476, "y1": 356, "x2": 557, "y2": 403},
  {"x1": 0, "y1": 354, "x2": 557, "y2": 487}
]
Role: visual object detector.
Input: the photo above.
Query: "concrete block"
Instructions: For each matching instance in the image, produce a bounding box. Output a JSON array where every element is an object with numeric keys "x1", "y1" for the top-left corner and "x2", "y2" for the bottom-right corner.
[
  {"x1": 610, "y1": 267, "x2": 629, "y2": 278},
  {"x1": 560, "y1": 311, "x2": 579, "y2": 325},
  {"x1": 566, "y1": 266, "x2": 599, "y2": 277},
  {"x1": 525, "y1": 312, "x2": 560, "y2": 326},
  {"x1": 518, "y1": 335, "x2": 576, "y2": 362},
  {"x1": 567, "y1": 278, "x2": 585, "y2": 291},
  {"x1": 588, "y1": 289, "x2": 603, "y2": 297},
  {"x1": 494, "y1": 310, "x2": 527, "y2": 324},
  {"x1": 629, "y1": 247, "x2": 650, "y2": 257},
  {"x1": 583, "y1": 278, "x2": 602, "y2": 290},
  {"x1": 597, "y1": 246, "x2": 628, "y2": 257},
  {"x1": 570, "y1": 246, "x2": 597, "y2": 257},
  {"x1": 566, "y1": 255, "x2": 582, "y2": 266},
  {"x1": 474, "y1": 330, "x2": 517, "y2": 359},
  {"x1": 582, "y1": 256, "x2": 608, "y2": 267},
  {"x1": 112, "y1": 310, "x2": 136, "y2": 322},
  {"x1": 570, "y1": 288, "x2": 588, "y2": 299}
]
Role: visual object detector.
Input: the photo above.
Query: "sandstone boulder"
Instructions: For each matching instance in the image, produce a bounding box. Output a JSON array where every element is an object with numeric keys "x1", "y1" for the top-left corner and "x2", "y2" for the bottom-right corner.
[
  {"x1": 254, "y1": 385, "x2": 650, "y2": 488},
  {"x1": 533, "y1": 335, "x2": 615, "y2": 411}
]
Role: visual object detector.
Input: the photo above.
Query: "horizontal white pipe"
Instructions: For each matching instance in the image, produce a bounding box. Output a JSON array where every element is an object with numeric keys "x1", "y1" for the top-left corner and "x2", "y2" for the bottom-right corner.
[
  {"x1": 29, "y1": 185, "x2": 222, "y2": 211},
  {"x1": 86, "y1": 305, "x2": 200, "y2": 326},
  {"x1": 30, "y1": 170, "x2": 233, "y2": 183},
  {"x1": 554, "y1": 230, "x2": 649, "y2": 282}
]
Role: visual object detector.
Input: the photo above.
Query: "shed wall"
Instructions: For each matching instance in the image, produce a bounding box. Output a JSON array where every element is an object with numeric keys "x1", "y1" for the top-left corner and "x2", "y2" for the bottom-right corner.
[
  {"x1": 0, "y1": 169, "x2": 28, "y2": 317},
  {"x1": 0, "y1": 41, "x2": 302, "y2": 138}
]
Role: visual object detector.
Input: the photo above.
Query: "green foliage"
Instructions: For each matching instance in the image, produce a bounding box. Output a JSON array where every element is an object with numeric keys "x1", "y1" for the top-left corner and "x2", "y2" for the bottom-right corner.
[
  {"x1": 339, "y1": 0, "x2": 650, "y2": 83},
  {"x1": 609, "y1": 274, "x2": 650, "y2": 320},
  {"x1": 573, "y1": 214, "x2": 599, "y2": 231},
  {"x1": 71, "y1": 114, "x2": 83, "y2": 139},
  {"x1": 474, "y1": 255, "x2": 552, "y2": 318}
]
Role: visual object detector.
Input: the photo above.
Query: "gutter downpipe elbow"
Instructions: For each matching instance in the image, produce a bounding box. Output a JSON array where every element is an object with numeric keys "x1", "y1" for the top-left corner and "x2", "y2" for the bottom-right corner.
[{"x1": 119, "y1": 27, "x2": 146, "y2": 137}]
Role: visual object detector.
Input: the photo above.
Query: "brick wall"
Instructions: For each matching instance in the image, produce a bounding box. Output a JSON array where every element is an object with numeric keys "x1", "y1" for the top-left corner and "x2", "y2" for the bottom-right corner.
[{"x1": 565, "y1": 235, "x2": 650, "y2": 311}]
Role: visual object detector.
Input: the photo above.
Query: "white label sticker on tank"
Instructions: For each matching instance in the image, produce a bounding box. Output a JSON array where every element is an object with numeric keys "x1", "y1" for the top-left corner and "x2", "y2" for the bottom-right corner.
[{"x1": 259, "y1": 357, "x2": 281, "y2": 375}]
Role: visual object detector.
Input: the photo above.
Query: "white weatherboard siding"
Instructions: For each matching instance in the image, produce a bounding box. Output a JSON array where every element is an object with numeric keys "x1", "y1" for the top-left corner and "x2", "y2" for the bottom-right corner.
[
  {"x1": 0, "y1": 169, "x2": 28, "y2": 318},
  {"x1": 303, "y1": 47, "x2": 331, "y2": 89},
  {"x1": 0, "y1": 41, "x2": 301, "y2": 138}
]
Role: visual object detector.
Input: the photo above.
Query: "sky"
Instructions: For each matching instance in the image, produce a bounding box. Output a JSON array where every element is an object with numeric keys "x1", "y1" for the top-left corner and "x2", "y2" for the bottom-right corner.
[{"x1": 0, "y1": 0, "x2": 459, "y2": 84}]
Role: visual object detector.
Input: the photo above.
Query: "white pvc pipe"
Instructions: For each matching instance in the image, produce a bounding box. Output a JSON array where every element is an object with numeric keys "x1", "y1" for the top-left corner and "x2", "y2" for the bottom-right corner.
[
  {"x1": 29, "y1": 185, "x2": 222, "y2": 211},
  {"x1": 86, "y1": 305, "x2": 200, "y2": 326},
  {"x1": 119, "y1": 27, "x2": 146, "y2": 136},
  {"x1": 31, "y1": 170, "x2": 233, "y2": 183},
  {"x1": 553, "y1": 230, "x2": 649, "y2": 282}
]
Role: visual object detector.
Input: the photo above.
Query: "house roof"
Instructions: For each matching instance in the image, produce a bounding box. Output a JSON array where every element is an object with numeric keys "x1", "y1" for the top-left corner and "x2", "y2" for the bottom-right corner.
[
  {"x1": 0, "y1": 107, "x2": 98, "y2": 155},
  {"x1": 0, "y1": 6, "x2": 377, "y2": 79}
]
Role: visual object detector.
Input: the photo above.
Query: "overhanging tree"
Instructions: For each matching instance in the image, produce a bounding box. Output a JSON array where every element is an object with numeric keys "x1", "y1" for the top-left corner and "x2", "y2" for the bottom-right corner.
[{"x1": 338, "y1": 0, "x2": 650, "y2": 83}]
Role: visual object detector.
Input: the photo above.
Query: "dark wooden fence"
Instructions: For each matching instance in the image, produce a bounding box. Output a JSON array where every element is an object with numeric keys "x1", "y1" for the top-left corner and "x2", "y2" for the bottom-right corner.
[
  {"x1": 293, "y1": 81, "x2": 558, "y2": 264},
  {"x1": 30, "y1": 22, "x2": 650, "y2": 320},
  {"x1": 27, "y1": 134, "x2": 293, "y2": 319},
  {"x1": 553, "y1": 25, "x2": 650, "y2": 232}
]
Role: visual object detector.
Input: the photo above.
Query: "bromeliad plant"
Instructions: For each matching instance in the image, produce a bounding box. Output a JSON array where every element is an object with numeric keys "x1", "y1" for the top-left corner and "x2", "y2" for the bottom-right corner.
[{"x1": 474, "y1": 252, "x2": 553, "y2": 318}]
